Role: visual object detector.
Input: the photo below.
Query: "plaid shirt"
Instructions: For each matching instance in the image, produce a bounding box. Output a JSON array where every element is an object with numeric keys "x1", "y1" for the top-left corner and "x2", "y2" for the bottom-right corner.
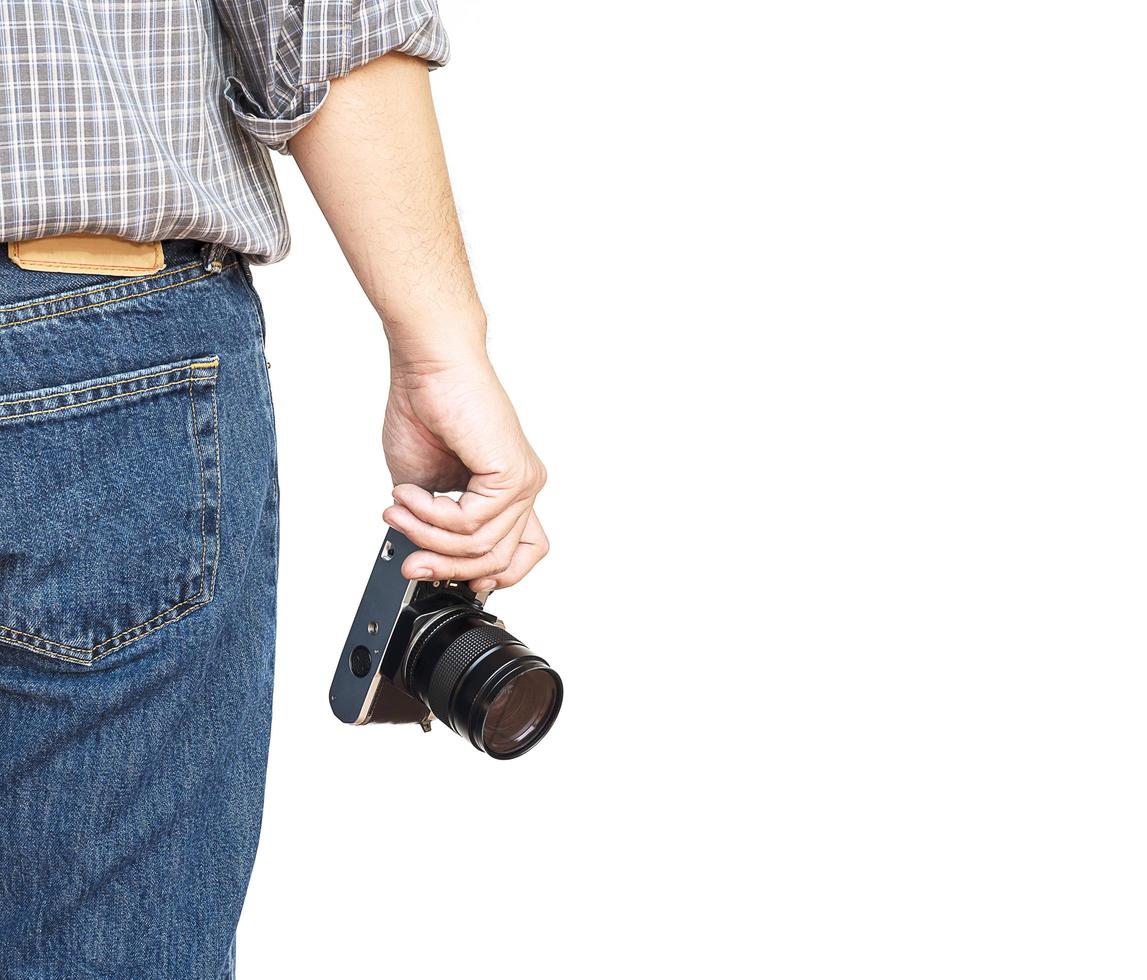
[{"x1": 0, "y1": 1, "x2": 449, "y2": 265}]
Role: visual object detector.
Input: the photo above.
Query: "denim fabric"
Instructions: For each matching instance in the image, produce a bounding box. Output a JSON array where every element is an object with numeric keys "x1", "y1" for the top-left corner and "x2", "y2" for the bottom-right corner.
[{"x1": 0, "y1": 238, "x2": 280, "y2": 979}]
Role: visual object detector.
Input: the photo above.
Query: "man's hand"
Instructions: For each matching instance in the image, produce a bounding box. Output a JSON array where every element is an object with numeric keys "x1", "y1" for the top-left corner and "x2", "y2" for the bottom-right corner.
[
  {"x1": 289, "y1": 53, "x2": 551, "y2": 592},
  {"x1": 381, "y1": 354, "x2": 549, "y2": 592}
]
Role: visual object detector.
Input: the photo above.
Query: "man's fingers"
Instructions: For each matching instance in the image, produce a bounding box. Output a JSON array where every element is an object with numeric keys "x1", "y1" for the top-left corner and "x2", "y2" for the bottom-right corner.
[
  {"x1": 401, "y1": 509, "x2": 530, "y2": 583},
  {"x1": 382, "y1": 496, "x2": 533, "y2": 559},
  {"x1": 471, "y1": 511, "x2": 550, "y2": 592},
  {"x1": 390, "y1": 481, "x2": 521, "y2": 535}
]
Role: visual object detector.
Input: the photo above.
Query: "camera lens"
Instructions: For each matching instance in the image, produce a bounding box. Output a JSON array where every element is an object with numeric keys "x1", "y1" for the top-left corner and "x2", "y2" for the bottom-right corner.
[
  {"x1": 405, "y1": 610, "x2": 563, "y2": 760},
  {"x1": 481, "y1": 668, "x2": 561, "y2": 757}
]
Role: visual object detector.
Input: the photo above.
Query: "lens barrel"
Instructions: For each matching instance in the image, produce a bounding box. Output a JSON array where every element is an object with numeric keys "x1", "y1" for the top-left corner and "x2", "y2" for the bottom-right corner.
[{"x1": 405, "y1": 609, "x2": 562, "y2": 759}]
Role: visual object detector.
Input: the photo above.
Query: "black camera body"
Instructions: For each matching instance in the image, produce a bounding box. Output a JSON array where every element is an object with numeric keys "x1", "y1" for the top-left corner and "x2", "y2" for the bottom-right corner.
[{"x1": 329, "y1": 528, "x2": 563, "y2": 759}]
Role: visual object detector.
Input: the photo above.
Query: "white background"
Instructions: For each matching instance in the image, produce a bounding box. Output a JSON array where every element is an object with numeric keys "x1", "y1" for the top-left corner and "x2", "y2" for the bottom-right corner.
[{"x1": 240, "y1": 3, "x2": 1145, "y2": 977}]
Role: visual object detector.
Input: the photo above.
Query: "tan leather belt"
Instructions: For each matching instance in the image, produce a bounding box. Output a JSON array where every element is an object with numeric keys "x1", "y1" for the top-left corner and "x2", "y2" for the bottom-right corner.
[{"x1": 7, "y1": 233, "x2": 166, "y2": 276}]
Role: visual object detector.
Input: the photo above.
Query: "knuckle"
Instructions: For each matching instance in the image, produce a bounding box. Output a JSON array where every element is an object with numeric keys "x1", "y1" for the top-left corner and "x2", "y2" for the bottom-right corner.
[
  {"x1": 473, "y1": 530, "x2": 504, "y2": 556},
  {"x1": 459, "y1": 515, "x2": 484, "y2": 535},
  {"x1": 459, "y1": 538, "x2": 488, "y2": 559},
  {"x1": 519, "y1": 458, "x2": 545, "y2": 494},
  {"x1": 484, "y1": 555, "x2": 510, "y2": 576}
]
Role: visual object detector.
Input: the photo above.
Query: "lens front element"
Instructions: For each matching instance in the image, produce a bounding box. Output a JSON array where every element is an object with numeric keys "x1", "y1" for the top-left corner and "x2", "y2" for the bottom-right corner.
[{"x1": 481, "y1": 668, "x2": 561, "y2": 757}]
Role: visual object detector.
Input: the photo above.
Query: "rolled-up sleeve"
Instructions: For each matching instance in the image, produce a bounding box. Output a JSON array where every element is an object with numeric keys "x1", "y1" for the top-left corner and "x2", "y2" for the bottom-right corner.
[{"x1": 215, "y1": 0, "x2": 450, "y2": 155}]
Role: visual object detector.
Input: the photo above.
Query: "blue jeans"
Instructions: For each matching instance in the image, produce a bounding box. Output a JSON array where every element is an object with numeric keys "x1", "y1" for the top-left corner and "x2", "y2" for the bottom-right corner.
[{"x1": 0, "y1": 238, "x2": 279, "y2": 979}]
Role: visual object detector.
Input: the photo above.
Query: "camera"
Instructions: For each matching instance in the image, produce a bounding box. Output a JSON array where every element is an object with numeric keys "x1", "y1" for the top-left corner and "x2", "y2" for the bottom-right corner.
[{"x1": 329, "y1": 528, "x2": 563, "y2": 759}]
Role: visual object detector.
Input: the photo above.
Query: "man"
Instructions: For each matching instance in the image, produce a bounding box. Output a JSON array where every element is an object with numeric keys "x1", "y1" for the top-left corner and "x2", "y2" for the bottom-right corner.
[{"x1": 0, "y1": 2, "x2": 547, "y2": 976}]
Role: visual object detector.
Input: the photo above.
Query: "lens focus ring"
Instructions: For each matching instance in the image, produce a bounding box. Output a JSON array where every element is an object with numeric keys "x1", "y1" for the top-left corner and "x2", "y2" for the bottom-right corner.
[{"x1": 428, "y1": 623, "x2": 521, "y2": 727}]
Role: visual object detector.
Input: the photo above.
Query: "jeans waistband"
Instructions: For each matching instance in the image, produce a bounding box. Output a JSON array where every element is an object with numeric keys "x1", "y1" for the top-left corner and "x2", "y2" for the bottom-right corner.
[
  {"x1": 0, "y1": 236, "x2": 239, "y2": 274},
  {"x1": 0, "y1": 237, "x2": 248, "y2": 313}
]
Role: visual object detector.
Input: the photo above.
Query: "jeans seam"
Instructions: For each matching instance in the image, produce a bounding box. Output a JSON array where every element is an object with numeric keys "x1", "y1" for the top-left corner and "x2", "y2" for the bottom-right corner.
[
  {"x1": 236, "y1": 255, "x2": 267, "y2": 346},
  {"x1": 235, "y1": 256, "x2": 278, "y2": 506}
]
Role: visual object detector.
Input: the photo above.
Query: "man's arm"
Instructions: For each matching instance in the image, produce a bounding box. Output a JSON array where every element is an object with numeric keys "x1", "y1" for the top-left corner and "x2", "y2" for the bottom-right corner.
[{"x1": 288, "y1": 52, "x2": 549, "y2": 592}]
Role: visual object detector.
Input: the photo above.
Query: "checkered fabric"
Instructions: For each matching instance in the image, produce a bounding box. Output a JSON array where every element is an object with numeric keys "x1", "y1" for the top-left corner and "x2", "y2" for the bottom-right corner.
[{"x1": 0, "y1": 1, "x2": 449, "y2": 265}]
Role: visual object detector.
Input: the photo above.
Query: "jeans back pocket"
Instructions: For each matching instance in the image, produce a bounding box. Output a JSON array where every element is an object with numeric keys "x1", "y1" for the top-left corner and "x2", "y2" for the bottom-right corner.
[{"x1": 0, "y1": 355, "x2": 222, "y2": 664}]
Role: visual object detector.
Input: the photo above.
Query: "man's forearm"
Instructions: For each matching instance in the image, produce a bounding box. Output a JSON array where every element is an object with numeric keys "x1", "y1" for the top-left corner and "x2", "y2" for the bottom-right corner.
[
  {"x1": 289, "y1": 53, "x2": 486, "y2": 367},
  {"x1": 286, "y1": 51, "x2": 550, "y2": 593}
]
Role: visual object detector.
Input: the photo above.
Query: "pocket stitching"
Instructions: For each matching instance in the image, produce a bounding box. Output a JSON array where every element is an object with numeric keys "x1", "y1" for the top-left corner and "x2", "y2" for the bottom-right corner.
[
  {"x1": 0, "y1": 260, "x2": 200, "y2": 314},
  {"x1": 0, "y1": 358, "x2": 218, "y2": 411},
  {"x1": 0, "y1": 361, "x2": 223, "y2": 664},
  {"x1": 0, "y1": 371, "x2": 215, "y2": 426},
  {"x1": 0, "y1": 259, "x2": 237, "y2": 330}
]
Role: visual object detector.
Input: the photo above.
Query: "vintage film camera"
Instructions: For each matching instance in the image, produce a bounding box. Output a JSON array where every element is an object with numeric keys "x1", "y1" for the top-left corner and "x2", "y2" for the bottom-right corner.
[{"x1": 329, "y1": 528, "x2": 563, "y2": 759}]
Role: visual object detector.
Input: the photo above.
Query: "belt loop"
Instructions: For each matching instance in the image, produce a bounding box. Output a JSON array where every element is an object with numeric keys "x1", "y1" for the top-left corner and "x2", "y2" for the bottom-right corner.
[
  {"x1": 236, "y1": 250, "x2": 255, "y2": 290},
  {"x1": 202, "y1": 241, "x2": 229, "y2": 274}
]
